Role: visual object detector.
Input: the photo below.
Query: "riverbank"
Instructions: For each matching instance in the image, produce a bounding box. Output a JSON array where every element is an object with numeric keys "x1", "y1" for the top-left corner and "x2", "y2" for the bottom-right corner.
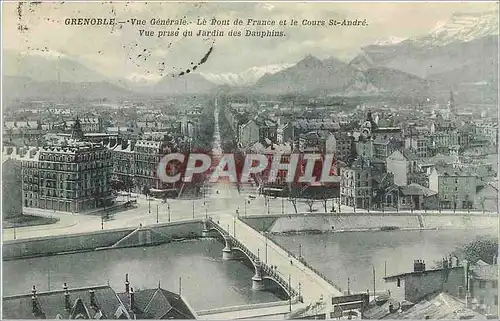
[
  {"x1": 242, "y1": 213, "x2": 498, "y2": 234},
  {"x1": 4, "y1": 213, "x2": 497, "y2": 260},
  {"x1": 3, "y1": 220, "x2": 203, "y2": 260},
  {"x1": 3, "y1": 215, "x2": 60, "y2": 228}
]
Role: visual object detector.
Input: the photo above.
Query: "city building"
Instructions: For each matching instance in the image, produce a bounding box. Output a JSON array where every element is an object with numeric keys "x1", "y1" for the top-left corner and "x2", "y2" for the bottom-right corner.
[
  {"x1": 21, "y1": 120, "x2": 114, "y2": 213},
  {"x1": 404, "y1": 135, "x2": 430, "y2": 159},
  {"x1": 474, "y1": 121, "x2": 498, "y2": 147},
  {"x1": 239, "y1": 116, "x2": 277, "y2": 147},
  {"x1": 428, "y1": 166, "x2": 477, "y2": 210},
  {"x1": 2, "y1": 280, "x2": 197, "y2": 319},
  {"x1": 474, "y1": 182, "x2": 498, "y2": 212},
  {"x1": 109, "y1": 139, "x2": 136, "y2": 191},
  {"x1": 2, "y1": 155, "x2": 23, "y2": 219},
  {"x1": 332, "y1": 132, "x2": 354, "y2": 163},
  {"x1": 470, "y1": 262, "x2": 498, "y2": 316},
  {"x1": 429, "y1": 130, "x2": 460, "y2": 154},
  {"x1": 386, "y1": 150, "x2": 421, "y2": 187},
  {"x1": 397, "y1": 183, "x2": 439, "y2": 211},
  {"x1": 133, "y1": 138, "x2": 183, "y2": 196},
  {"x1": 58, "y1": 117, "x2": 103, "y2": 133},
  {"x1": 34, "y1": 140, "x2": 113, "y2": 212},
  {"x1": 340, "y1": 157, "x2": 372, "y2": 209},
  {"x1": 383, "y1": 258, "x2": 466, "y2": 304}
]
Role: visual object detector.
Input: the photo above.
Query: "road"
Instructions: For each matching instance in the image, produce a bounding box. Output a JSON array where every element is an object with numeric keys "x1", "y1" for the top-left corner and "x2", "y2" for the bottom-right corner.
[{"x1": 218, "y1": 213, "x2": 343, "y2": 303}]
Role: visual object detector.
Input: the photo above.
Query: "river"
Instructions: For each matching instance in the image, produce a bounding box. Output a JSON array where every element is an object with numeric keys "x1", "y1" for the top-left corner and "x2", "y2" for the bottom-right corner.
[
  {"x1": 2, "y1": 238, "x2": 282, "y2": 311},
  {"x1": 272, "y1": 228, "x2": 498, "y2": 294},
  {"x1": 4, "y1": 228, "x2": 497, "y2": 311}
]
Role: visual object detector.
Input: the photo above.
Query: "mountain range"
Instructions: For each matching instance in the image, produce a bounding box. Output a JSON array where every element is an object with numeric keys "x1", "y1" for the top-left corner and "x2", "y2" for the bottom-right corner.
[{"x1": 3, "y1": 10, "x2": 498, "y2": 102}]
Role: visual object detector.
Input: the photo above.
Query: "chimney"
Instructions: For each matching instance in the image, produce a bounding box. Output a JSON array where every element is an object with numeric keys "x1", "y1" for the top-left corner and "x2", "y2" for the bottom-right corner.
[
  {"x1": 413, "y1": 259, "x2": 425, "y2": 272},
  {"x1": 125, "y1": 274, "x2": 130, "y2": 293},
  {"x1": 129, "y1": 287, "x2": 135, "y2": 311},
  {"x1": 89, "y1": 289, "x2": 97, "y2": 308},
  {"x1": 64, "y1": 283, "x2": 70, "y2": 310}
]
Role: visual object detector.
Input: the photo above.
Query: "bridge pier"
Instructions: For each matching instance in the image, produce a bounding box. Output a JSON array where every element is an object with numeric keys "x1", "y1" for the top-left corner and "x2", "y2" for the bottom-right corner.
[
  {"x1": 201, "y1": 219, "x2": 215, "y2": 238},
  {"x1": 251, "y1": 260, "x2": 265, "y2": 291},
  {"x1": 222, "y1": 234, "x2": 234, "y2": 260}
]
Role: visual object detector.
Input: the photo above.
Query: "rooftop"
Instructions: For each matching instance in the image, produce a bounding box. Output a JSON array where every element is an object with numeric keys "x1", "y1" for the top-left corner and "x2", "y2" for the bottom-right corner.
[
  {"x1": 471, "y1": 264, "x2": 498, "y2": 281},
  {"x1": 2, "y1": 285, "x2": 126, "y2": 320},
  {"x1": 384, "y1": 292, "x2": 484, "y2": 320}
]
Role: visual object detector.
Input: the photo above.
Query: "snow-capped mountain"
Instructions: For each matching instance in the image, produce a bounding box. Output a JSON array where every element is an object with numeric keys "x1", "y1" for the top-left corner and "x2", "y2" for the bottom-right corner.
[
  {"x1": 373, "y1": 36, "x2": 407, "y2": 46},
  {"x1": 3, "y1": 49, "x2": 109, "y2": 83},
  {"x1": 412, "y1": 10, "x2": 499, "y2": 47},
  {"x1": 199, "y1": 63, "x2": 294, "y2": 86},
  {"x1": 350, "y1": 10, "x2": 499, "y2": 80}
]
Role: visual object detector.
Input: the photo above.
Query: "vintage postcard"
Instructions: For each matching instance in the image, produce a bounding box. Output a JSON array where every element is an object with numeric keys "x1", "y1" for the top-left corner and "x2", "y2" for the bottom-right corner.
[{"x1": 1, "y1": 1, "x2": 499, "y2": 319}]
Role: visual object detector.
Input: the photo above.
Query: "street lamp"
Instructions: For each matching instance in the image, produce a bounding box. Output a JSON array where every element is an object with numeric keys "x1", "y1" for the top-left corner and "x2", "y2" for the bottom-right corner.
[
  {"x1": 168, "y1": 202, "x2": 171, "y2": 222},
  {"x1": 156, "y1": 204, "x2": 159, "y2": 223},
  {"x1": 192, "y1": 199, "x2": 195, "y2": 219},
  {"x1": 265, "y1": 237, "x2": 268, "y2": 264},
  {"x1": 148, "y1": 196, "x2": 151, "y2": 214}
]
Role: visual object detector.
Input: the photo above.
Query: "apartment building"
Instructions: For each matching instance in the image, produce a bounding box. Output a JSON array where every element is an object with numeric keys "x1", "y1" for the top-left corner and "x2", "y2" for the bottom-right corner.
[
  {"x1": 340, "y1": 157, "x2": 372, "y2": 209},
  {"x1": 428, "y1": 166, "x2": 477, "y2": 210},
  {"x1": 22, "y1": 140, "x2": 113, "y2": 213}
]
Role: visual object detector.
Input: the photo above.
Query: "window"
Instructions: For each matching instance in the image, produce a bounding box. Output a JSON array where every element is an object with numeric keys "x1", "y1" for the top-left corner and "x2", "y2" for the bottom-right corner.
[
  {"x1": 479, "y1": 281, "x2": 486, "y2": 289},
  {"x1": 397, "y1": 278, "x2": 401, "y2": 287},
  {"x1": 493, "y1": 280, "x2": 498, "y2": 289},
  {"x1": 495, "y1": 295, "x2": 498, "y2": 305},
  {"x1": 479, "y1": 296, "x2": 484, "y2": 305}
]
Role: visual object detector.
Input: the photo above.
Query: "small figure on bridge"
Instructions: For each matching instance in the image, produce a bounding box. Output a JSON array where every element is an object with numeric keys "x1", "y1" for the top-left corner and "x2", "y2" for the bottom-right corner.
[{"x1": 290, "y1": 260, "x2": 293, "y2": 265}]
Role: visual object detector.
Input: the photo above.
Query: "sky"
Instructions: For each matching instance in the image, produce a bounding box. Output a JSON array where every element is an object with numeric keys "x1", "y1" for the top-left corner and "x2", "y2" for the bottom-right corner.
[{"x1": 2, "y1": 1, "x2": 499, "y2": 81}]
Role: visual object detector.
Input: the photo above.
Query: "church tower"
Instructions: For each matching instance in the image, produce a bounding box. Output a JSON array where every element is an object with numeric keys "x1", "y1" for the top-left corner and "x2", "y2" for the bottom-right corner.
[{"x1": 447, "y1": 90, "x2": 456, "y2": 116}]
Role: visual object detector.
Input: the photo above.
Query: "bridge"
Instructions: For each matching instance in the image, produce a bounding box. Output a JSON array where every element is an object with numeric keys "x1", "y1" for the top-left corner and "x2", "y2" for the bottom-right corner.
[{"x1": 202, "y1": 214, "x2": 344, "y2": 305}]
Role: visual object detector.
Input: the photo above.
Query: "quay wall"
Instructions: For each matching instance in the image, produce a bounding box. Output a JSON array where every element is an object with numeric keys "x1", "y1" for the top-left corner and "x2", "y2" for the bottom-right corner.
[
  {"x1": 242, "y1": 213, "x2": 498, "y2": 234},
  {"x1": 3, "y1": 220, "x2": 203, "y2": 260}
]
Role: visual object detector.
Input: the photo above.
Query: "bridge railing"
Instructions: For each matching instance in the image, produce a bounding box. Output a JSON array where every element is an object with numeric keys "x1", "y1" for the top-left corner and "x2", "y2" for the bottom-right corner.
[
  {"x1": 239, "y1": 220, "x2": 344, "y2": 294},
  {"x1": 209, "y1": 218, "x2": 298, "y2": 298}
]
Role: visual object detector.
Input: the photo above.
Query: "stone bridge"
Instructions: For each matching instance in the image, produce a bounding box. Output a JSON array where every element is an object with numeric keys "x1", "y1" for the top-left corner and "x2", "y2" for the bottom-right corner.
[{"x1": 202, "y1": 218, "x2": 300, "y2": 300}]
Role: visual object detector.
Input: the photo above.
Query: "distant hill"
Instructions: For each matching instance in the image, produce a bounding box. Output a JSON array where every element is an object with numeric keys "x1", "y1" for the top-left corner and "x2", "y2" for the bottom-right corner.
[
  {"x1": 2, "y1": 76, "x2": 137, "y2": 102},
  {"x1": 3, "y1": 50, "x2": 109, "y2": 83},
  {"x1": 152, "y1": 73, "x2": 218, "y2": 95},
  {"x1": 251, "y1": 55, "x2": 431, "y2": 97}
]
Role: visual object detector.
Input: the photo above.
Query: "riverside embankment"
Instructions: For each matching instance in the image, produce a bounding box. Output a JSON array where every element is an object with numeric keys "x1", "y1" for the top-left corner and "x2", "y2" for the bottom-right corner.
[
  {"x1": 4, "y1": 212, "x2": 497, "y2": 260},
  {"x1": 242, "y1": 212, "x2": 498, "y2": 234},
  {"x1": 3, "y1": 220, "x2": 202, "y2": 260}
]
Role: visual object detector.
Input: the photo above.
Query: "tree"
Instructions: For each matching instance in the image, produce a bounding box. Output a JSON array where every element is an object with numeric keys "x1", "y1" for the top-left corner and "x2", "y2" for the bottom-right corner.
[
  {"x1": 304, "y1": 199, "x2": 315, "y2": 212},
  {"x1": 288, "y1": 186, "x2": 300, "y2": 214},
  {"x1": 321, "y1": 198, "x2": 329, "y2": 213},
  {"x1": 455, "y1": 236, "x2": 498, "y2": 264}
]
